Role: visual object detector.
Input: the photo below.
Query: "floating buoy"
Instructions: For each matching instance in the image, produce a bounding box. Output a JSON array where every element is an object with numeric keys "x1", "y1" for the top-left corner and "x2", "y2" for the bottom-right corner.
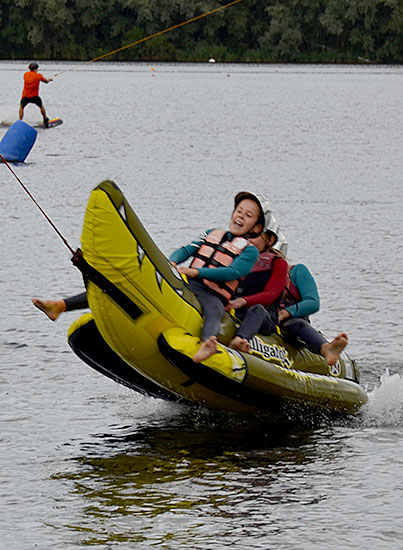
[{"x1": 0, "y1": 120, "x2": 37, "y2": 162}]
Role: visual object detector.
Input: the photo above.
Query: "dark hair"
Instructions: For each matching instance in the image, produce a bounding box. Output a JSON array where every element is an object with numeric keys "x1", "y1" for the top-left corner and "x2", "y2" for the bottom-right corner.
[{"x1": 28, "y1": 62, "x2": 39, "y2": 70}]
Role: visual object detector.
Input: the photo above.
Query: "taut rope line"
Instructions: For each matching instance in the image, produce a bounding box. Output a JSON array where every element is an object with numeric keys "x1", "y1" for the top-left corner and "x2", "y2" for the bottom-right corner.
[
  {"x1": 53, "y1": 0, "x2": 244, "y2": 77},
  {"x1": 0, "y1": 154, "x2": 75, "y2": 255}
]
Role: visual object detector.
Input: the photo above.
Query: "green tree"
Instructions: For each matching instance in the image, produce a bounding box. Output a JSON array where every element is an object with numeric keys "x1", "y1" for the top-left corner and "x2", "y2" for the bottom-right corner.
[{"x1": 0, "y1": 0, "x2": 401, "y2": 63}]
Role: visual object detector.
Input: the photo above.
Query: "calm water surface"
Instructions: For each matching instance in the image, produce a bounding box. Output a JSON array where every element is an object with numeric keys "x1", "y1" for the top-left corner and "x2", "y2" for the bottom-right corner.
[{"x1": 1, "y1": 61, "x2": 403, "y2": 549}]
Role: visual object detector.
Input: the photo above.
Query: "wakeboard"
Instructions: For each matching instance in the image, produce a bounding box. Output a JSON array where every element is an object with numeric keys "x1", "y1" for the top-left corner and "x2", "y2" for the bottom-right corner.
[{"x1": 1, "y1": 118, "x2": 63, "y2": 129}]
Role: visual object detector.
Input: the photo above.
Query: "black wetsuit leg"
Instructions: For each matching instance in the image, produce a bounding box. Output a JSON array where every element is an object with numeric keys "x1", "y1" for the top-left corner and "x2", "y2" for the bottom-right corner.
[
  {"x1": 64, "y1": 292, "x2": 88, "y2": 311},
  {"x1": 280, "y1": 317, "x2": 327, "y2": 355},
  {"x1": 235, "y1": 304, "x2": 278, "y2": 340},
  {"x1": 188, "y1": 279, "x2": 225, "y2": 341}
]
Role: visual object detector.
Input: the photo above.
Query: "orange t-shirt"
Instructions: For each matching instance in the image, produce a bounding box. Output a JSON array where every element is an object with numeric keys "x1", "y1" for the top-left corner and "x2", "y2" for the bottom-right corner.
[{"x1": 21, "y1": 71, "x2": 46, "y2": 98}]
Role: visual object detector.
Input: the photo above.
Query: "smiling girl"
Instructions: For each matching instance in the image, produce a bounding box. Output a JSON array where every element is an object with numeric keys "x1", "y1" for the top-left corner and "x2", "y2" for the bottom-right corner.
[{"x1": 170, "y1": 192, "x2": 271, "y2": 363}]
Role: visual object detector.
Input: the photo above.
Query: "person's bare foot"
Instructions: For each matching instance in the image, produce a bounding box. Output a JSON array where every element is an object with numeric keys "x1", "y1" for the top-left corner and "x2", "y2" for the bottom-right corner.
[
  {"x1": 32, "y1": 298, "x2": 66, "y2": 321},
  {"x1": 229, "y1": 336, "x2": 250, "y2": 353},
  {"x1": 193, "y1": 336, "x2": 218, "y2": 363},
  {"x1": 321, "y1": 332, "x2": 348, "y2": 366}
]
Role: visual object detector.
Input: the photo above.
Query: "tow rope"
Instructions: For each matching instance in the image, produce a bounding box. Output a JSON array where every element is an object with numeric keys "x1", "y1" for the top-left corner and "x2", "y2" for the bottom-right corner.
[
  {"x1": 0, "y1": 153, "x2": 75, "y2": 255},
  {"x1": 53, "y1": 0, "x2": 244, "y2": 77}
]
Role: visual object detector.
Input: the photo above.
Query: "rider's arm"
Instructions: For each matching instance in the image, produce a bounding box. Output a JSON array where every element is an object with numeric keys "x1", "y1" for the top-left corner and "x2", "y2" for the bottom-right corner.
[
  {"x1": 244, "y1": 257, "x2": 288, "y2": 307},
  {"x1": 196, "y1": 245, "x2": 259, "y2": 281}
]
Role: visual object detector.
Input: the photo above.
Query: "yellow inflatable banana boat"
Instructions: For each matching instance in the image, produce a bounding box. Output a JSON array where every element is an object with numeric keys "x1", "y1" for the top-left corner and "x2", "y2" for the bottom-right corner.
[{"x1": 68, "y1": 181, "x2": 368, "y2": 416}]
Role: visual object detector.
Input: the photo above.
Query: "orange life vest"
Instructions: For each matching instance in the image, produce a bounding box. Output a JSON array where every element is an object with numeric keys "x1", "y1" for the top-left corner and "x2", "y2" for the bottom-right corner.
[{"x1": 190, "y1": 229, "x2": 249, "y2": 301}]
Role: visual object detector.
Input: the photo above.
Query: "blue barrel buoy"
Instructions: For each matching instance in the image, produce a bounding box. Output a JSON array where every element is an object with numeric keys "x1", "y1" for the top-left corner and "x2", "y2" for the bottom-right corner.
[{"x1": 0, "y1": 120, "x2": 37, "y2": 162}]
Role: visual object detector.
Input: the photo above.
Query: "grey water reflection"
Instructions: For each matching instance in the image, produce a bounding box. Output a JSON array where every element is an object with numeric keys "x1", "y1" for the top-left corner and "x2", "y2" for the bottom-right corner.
[{"x1": 54, "y1": 415, "x2": 352, "y2": 548}]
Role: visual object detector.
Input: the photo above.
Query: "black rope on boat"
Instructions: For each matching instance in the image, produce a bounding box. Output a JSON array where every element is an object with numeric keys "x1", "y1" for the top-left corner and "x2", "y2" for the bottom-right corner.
[
  {"x1": 0, "y1": 153, "x2": 75, "y2": 255},
  {"x1": 71, "y1": 249, "x2": 143, "y2": 322}
]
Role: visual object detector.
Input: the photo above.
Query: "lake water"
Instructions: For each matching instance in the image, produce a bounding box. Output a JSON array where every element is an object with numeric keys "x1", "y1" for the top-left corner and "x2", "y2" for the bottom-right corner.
[{"x1": 1, "y1": 61, "x2": 403, "y2": 549}]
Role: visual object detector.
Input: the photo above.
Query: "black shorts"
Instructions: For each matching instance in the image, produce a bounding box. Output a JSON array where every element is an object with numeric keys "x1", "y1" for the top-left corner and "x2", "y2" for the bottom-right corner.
[{"x1": 20, "y1": 96, "x2": 43, "y2": 108}]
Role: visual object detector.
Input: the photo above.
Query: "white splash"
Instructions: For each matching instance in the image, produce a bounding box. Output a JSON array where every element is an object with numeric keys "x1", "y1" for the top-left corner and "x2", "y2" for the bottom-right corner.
[{"x1": 362, "y1": 369, "x2": 403, "y2": 426}]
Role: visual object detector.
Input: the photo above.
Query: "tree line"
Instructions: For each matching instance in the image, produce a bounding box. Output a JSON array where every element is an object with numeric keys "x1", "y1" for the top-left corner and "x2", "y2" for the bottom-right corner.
[{"x1": 0, "y1": 0, "x2": 402, "y2": 63}]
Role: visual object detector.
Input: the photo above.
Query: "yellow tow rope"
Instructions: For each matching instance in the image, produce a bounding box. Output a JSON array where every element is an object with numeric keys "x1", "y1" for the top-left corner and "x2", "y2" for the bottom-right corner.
[{"x1": 54, "y1": 0, "x2": 244, "y2": 77}]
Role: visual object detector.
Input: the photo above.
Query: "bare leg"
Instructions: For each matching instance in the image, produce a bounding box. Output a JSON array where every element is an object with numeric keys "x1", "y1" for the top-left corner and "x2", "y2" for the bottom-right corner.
[
  {"x1": 229, "y1": 336, "x2": 250, "y2": 353},
  {"x1": 19, "y1": 105, "x2": 24, "y2": 120},
  {"x1": 321, "y1": 332, "x2": 348, "y2": 366},
  {"x1": 40, "y1": 105, "x2": 49, "y2": 127},
  {"x1": 32, "y1": 298, "x2": 66, "y2": 321},
  {"x1": 193, "y1": 336, "x2": 218, "y2": 363}
]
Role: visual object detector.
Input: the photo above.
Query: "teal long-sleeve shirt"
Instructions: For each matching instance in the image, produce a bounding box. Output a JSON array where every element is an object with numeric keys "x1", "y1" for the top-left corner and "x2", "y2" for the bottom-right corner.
[
  {"x1": 169, "y1": 229, "x2": 259, "y2": 282},
  {"x1": 286, "y1": 263, "x2": 320, "y2": 318}
]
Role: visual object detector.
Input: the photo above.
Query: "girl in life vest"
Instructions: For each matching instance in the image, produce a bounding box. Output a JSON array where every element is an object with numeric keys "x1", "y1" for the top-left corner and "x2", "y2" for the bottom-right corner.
[
  {"x1": 169, "y1": 192, "x2": 270, "y2": 363},
  {"x1": 278, "y1": 264, "x2": 348, "y2": 366},
  {"x1": 225, "y1": 214, "x2": 288, "y2": 353}
]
